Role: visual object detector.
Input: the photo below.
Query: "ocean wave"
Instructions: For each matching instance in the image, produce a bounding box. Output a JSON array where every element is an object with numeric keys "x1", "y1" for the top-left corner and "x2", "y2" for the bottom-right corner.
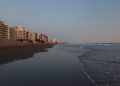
[{"x1": 77, "y1": 44, "x2": 120, "y2": 86}]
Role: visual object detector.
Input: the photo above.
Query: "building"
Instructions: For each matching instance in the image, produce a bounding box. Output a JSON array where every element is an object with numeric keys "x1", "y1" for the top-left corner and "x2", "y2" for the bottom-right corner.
[
  {"x1": 37, "y1": 34, "x2": 40, "y2": 40},
  {"x1": 0, "y1": 21, "x2": 9, "y2": 39},
  {"x1": 26, "y1": 32, "x2": 37, "y2": 42},
  {"x1": 10, "y1": 26, "x2": 26, "y2": 40},
  {"x1": 40, "y1": 34, "x2": 48, "y2": 44},
  {"x1": 49, "y1": 38, "x2": 59, "y2": 44},
  {"x1": 43, "y1": 35, "x2": 48, "y2": 44},
  {"x1": 9, "y1": 27, "x2": 17, "y2": 40}
]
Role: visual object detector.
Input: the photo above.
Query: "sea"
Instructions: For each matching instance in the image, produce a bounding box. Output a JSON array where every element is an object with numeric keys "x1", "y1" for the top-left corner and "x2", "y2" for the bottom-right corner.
[{"x1": 0, "y1": 43, "x2": 120, "y2": 86}]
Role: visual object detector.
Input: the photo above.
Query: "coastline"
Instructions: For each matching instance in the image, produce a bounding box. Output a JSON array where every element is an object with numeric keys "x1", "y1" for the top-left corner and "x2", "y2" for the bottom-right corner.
[
  {"x1": 0, "y1": 44, "x2": 54, "y2": 65},
  {"x1": 0, "y1": 39, "x2": 54, "y2": 49},
  {"x1": 0, "y1": 44, "x2": 95, "y2": 86}
]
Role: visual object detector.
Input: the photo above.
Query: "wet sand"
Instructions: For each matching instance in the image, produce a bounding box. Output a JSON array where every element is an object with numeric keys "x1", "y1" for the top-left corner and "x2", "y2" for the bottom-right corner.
[
  {"x1": 0, "y1": 44, "x2": 95, "y2": 86},
  {"x1": 0, "y1": 45, "x2": 53, "y2": 65}
]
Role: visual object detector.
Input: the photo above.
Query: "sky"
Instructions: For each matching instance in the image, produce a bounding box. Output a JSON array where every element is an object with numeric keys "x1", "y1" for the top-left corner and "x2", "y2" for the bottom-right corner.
[{"x1": 0, "y1": 0, "x2": 120, "y2": 43}]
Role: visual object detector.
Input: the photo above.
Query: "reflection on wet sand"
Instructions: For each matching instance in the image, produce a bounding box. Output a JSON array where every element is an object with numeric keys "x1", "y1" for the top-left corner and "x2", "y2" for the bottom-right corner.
[{"x1": 0, "y1": 47, "x2": 48, "y2": 65}]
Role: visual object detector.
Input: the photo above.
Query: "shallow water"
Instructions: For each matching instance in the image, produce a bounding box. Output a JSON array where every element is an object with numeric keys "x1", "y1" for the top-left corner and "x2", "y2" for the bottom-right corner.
[
  {"x1": 0, "y1": 44, "x2": 94, "y2": 86},
  {"x1": 77, "y1": 44, "x2": 120, "y2": 86},
  {"x1": 1, "y1": 43, "x2": 119, "y2": 86}
]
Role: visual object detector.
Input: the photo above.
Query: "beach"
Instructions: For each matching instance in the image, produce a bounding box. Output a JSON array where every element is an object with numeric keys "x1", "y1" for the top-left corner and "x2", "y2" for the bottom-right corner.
[
  {"x1": 0, "y1": 43, "x2": 120, "y2": 86},
  {"x1": 0, "y1": 44, "x2": 95, "y2": 86},
  {"x1": 0, "y1": 44, "x2": 53, "y2": 65}
]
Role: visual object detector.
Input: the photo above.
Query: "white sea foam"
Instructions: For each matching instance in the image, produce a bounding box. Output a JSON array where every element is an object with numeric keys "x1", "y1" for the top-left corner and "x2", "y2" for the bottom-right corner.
[{"x1": 77, "y1": 44, "x2": 120, "y2": 86}]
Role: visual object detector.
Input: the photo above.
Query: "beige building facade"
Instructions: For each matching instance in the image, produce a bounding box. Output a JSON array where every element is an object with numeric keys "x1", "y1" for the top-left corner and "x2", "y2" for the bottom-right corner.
[
  {"x1": 0, "y1": 21, "x2": 9, "y2": 39},
  {"x1": 26, "y1": 32, "x2": 37, "y2": 42},
  {"x1": 40, "y1": 34, "x2": 48, "y2": 44},
  {"x1": 10, "y1": 26, "x2": 26, "y2": 40}
]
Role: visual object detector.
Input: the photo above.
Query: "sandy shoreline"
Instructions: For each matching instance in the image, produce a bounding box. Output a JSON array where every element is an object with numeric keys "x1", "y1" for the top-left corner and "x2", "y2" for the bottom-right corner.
[{"x1": 0, "y1": 44, "x2": 53, "y2": 65}]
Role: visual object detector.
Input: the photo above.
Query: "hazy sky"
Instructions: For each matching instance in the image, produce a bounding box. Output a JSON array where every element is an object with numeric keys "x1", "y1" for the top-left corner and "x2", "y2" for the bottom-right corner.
[{"x1": 0, "y1": 0, "x2": 120, "y2": 43}]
